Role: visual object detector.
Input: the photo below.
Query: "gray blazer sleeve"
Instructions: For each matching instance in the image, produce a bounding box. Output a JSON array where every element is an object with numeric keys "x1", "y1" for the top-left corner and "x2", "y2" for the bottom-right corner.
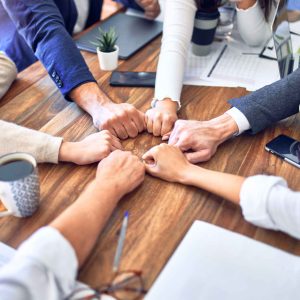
[{"x1": 228, "y1": 68, "x2": 300, "y2": 134}]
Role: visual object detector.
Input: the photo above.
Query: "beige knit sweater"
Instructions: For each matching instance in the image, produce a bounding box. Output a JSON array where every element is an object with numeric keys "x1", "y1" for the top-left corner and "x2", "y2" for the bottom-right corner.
[
  {"x1": 0, "y1": 120, "x2": 63, "y2": 163},
  {"x1": 0, "y1": 52, "x2": 17, "y2": 99}
]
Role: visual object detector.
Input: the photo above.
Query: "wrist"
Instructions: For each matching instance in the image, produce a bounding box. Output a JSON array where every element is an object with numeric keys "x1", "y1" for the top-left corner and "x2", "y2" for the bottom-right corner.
[
  {"x1": 153, "y1": 98, "x2": 179, "y2": 113},
  {"x1": 179, "y1": 164, "x2": 207, "y2": 186},
  {"x1": 208, "y1": 113, "x2": 239, "y2": 143},
  {"x1": 178, "y1": 163, "x2": 197, "y2": 185},
  {"x1": 88, "y1": 179, "x2": 121, "y2": 205},
  {"x1": 58, "y1": 141, "x2": 77, "y2": 163},
  {"x1": 93, "y1": 176, "x2": 127, "y2": 202},
  {"x1": 69, "y1": 82, "x2": 111, "y2": 115}
]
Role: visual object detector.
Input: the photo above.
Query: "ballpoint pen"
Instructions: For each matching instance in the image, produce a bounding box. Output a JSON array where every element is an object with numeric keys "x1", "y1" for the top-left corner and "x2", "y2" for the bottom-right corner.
[{"x1": 113, "y1": 211, "x2": 129, "y2": 273}]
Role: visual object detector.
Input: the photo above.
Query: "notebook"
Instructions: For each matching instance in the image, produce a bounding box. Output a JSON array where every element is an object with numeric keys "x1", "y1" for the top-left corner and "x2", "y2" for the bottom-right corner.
[{"x1": 145, "y1": 221, "x2": 300, "y2": 300}]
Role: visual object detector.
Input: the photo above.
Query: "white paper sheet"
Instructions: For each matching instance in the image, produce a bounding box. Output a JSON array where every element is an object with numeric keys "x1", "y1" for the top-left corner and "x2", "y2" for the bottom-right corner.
[
  {"x1": 184, "y1": 26, "x2": 280, "y2": 91},
  {"x1": 146, "y1": 221, "x2": 300, "y2": 300}
]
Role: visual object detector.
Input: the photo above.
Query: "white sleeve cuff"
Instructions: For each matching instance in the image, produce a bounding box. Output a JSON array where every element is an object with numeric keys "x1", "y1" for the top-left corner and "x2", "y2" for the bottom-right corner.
[
  {"x1": 240, "y1": 175, "x2": 287, "y2": 230},
  {"x1": 15, "y1": 226, "x2": 78, "y2": 295},
  {"x1": 225, "y1": 107, "x2": 251, "y2": 135}
]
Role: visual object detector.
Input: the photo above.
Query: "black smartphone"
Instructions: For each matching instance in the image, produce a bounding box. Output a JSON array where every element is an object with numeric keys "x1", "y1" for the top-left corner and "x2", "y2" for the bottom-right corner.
[
  {"x1": 110, "y1": 71, "x2": 156, "y2": 87},
  {"x1": 265, "y1": 134, "x2": 300, "y2": 169}
]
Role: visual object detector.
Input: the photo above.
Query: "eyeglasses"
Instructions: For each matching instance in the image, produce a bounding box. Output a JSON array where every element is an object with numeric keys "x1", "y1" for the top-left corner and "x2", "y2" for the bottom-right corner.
[{"x1": 70, "y1": 212, "x2": 147, "y2": 300}]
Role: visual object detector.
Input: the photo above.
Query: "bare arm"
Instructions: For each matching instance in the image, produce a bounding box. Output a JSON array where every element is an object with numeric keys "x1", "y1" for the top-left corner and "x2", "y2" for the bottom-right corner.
[
  {"x1": 143, "y1": 144, "x2": 244, "y2": 205},
  {"x1": 51, "y1": 150, "x2": 145, "y2": 266},
  {"x1": 50, "y1": 180, "x2": 119, "y2": 266},
  {"x1": 181, "y1": 164, "x2": 245, "y2": 204}
]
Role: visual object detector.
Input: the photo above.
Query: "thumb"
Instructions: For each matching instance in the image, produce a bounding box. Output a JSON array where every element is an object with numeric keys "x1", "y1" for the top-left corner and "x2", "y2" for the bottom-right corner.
[
  {"x1": 162, "y1": 132, "x2": 171, "y2": 141},
  {"x1": 184, "y1": 149, "x2": 211, "y2": 164},
  {"x1": 142, "y1": 150, "x2": 157, "y2": 166}
]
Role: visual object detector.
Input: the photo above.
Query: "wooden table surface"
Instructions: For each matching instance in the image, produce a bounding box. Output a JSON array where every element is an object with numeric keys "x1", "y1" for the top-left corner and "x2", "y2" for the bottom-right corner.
[{"x1": 0, "y1": 15, "x2": 300, "y2": 293}]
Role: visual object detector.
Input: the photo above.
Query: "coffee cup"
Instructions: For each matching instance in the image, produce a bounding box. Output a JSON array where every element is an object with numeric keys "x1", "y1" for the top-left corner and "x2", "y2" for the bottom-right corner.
[
  {"x1": 0, "y1": 153, "x2": 40, "y2": 218},
  {"x1": 192, "y1": 9, "x2": 220, "y2": 56}
]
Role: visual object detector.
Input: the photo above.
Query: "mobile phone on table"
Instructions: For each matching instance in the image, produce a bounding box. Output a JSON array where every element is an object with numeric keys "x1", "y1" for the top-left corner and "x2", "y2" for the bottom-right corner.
[
  {"x1": 265, "y1": 134, "x2": 300, "y2": 169},
  {"x1": 110, "y1": 71, "x2": 156, "y2": 87}
]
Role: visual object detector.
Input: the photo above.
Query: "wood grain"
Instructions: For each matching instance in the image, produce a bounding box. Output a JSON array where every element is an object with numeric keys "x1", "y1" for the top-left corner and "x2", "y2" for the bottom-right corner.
[{"x1": 0, "y1": 14, "x2": 299, "y2": 293}]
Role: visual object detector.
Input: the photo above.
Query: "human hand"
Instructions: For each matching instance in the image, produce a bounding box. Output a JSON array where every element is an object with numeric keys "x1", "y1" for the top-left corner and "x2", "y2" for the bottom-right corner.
[
  {"x1": 59, "y1": 130, "x2": 122, "y2": 165},
  {"x1": 68, "y1": 82, "x2": 145, "y2": 140},
  {"x1": 142, "y1": 144, "x2": 192, "y2": 183},
  {"x1": 163, "y1": 114, "x2": 238, "y2": 163},
  {"x1": 136, "y1": 0, "x2": 161, "y2": 19},
  {"x1": 94, "y1": 102, "x2": 145, "y2": 140},
  {"x1": 96, "y1": 150, "x2": 145, "y2": 198},
  {"x1": 145, "y1": 98, "x2": 178, "y2": 136}
]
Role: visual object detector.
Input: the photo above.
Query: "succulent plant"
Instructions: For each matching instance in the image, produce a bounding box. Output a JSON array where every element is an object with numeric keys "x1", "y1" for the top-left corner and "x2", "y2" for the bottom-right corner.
[{"x1": 92, "y1": 27, "x2": 118, "y2": 53}]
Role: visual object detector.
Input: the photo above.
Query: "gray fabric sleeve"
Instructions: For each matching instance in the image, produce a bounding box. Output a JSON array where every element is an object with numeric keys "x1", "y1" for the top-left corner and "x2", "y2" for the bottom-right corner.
[
  {"x1": 0, "y1": 120, "x2": 63, "y2": 163},
  {"x1": 228, "y1": 68, "x2": 300, "y2": 134}
]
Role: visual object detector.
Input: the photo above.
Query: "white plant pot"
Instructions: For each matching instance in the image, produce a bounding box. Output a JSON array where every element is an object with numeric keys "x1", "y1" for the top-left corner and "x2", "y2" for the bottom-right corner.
[{"x1": 97, "y1": 46, "x2": 119, "y2": 71}]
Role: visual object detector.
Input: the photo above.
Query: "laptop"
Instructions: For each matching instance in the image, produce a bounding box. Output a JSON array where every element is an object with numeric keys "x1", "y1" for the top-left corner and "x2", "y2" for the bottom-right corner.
[
  {"x1": 272, "y1": 2, "x2": 300, "y2": 78},
  {"x1": 75, "y1": 13, "x2": 163, "y2": 60}
]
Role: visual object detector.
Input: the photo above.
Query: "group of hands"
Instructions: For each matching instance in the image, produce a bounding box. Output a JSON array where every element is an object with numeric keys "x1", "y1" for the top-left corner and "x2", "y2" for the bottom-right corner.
[{"x1": 59, "y1": 98, "x2": 232, "y2": 200}]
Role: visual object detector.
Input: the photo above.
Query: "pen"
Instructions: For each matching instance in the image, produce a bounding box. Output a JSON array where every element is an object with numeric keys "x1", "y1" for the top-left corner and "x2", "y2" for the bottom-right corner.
[
  {"x1": 207, "y1": 44, "x2": 227, "y2": 77},
  {"x1": 113, "y1": 211, "x2": 129, "y2": 273}
]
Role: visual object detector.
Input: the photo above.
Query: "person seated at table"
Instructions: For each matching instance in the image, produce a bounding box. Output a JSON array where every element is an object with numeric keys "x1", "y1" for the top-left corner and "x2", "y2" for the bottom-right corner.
[
  {"x1": 0, "y1": 0, "x2": 159, "y2": 140},
  {"x1": 0, "y1": 51, "x2": 17, "y2": 99},
  {"x1": 0, "y1": 150, "x2": 145, "y2": 300},
  {"x1": 0, "y1": 51, "x2": 123, "y2": 166},
  {"x1": 0, "y1": 120, "x2": 122, "y2": 165},
  {"x1": 162, "y1": 67, "x2": 300, "y2": 163},
  {"x1": 143, "y1": 144, "x2": 300, "y2": 239},
  {"x1": 145, "y1": 0, "x2": 278, "y2": 138}
]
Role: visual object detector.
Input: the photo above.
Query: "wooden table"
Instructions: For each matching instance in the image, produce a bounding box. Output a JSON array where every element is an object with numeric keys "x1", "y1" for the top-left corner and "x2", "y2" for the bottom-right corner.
[{"x1": 0, "y1": 16, "x2": 300, "y2": 293}]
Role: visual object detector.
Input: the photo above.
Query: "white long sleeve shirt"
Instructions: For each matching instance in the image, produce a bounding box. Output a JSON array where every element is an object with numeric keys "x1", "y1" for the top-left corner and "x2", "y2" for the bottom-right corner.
[
  {"x1": 154, "y1": 0, "x2": 277, "y2": 104},
  {"x1": 240, "y1": 175, "x2": 300, "y2": 239},
  {"x1": 73, "y1": 0, "x2": 90, "y2": 34},
  {"x1": 0, "y1": 227, "x2": 78, "y2": 300}
]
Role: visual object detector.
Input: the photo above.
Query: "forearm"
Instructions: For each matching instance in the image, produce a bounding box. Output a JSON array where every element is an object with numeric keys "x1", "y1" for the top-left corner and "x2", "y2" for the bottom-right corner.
[
  {"x1": 181, "y1": 165, "x2": 245, "y2": 204},
  {"x1": 228, "y1": 68, "x2": 300, "y2": 134},
  {"x1": 154, "y1": 0, "x2": 196, "y2": 102},
  {"x1": 50, "y1": 180, "x2": 120, "y2": 266},
  {"x1": 68, "y1": 82, "x2": 111, "y2": 116},
  {"x1": 2, "y1": 0, "x2": 96, "y2": 97}
]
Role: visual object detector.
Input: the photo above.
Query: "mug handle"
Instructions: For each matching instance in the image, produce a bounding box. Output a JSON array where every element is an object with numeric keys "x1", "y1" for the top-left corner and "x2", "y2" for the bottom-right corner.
[
  {"x1": 0, "y1": 190, "x2": 13, "y2": 217},
  {"x1": 0, "y1": 210, "x2": 13, "y2": 217}
]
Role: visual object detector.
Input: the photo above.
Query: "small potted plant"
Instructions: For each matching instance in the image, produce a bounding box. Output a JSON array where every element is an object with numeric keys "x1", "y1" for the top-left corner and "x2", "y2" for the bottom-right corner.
[{"x1": 92, "y1": 27, "x2": 119, "y2": 71}]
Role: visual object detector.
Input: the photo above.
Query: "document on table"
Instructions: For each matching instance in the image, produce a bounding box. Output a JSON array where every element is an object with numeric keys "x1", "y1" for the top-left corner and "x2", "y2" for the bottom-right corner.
[
  {"x1": 145, "y1": 221, "x2": 300, "y2": 300},
  {"x1": 184, "y1": 25, "x2": 280, "y2": 91},
  {"x1": 202, "y1": 44, "x2": 280, "y2": 91}
]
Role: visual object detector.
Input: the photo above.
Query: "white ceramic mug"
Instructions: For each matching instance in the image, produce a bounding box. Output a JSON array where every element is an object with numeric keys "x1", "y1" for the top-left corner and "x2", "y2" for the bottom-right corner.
[{"x1": 0, "y1": 153, "x2": 40, "y2": 218}]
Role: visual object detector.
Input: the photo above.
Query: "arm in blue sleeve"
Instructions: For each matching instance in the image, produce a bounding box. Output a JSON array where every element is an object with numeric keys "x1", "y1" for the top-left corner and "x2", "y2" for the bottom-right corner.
[{"x1": 1, "y1": 0, "x2": 96, "y2": 98}]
